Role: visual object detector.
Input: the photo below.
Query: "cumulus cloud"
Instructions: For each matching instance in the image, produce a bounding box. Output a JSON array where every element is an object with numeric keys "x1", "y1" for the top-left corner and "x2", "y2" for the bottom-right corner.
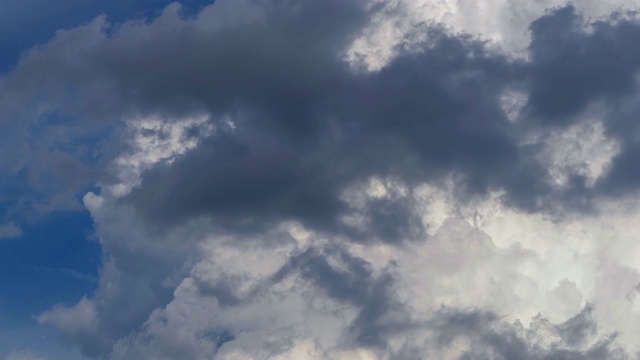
[
  {"x1": 93, "y1": 194, "x2": 640, "y2": 358},
  {"x1": 4, "y1": 0, "x2": 640, "y2": 359}
]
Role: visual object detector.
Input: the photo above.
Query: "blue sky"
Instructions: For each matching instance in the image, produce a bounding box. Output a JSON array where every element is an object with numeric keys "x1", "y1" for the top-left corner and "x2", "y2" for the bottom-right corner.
[
  {"x1": 0, "y1": 210, "x2": 98, "y2": 323},
  {"x1": 4, "y1": 0, "x2": 640, "y2": 359}
]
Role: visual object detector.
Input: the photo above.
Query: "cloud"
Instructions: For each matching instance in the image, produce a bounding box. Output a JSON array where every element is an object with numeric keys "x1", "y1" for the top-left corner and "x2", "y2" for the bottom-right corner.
[
  {"x1": 42, "y1": 182, "x2": 640, "y2": 358},
  {"x1": 109, "y1": 2, "x2": 640, "y2": 229},
  {"x1": 0, "y1": 222, "x2": 22, "y2": 239},
  {"x1": 94, "y1": 195, "x2": 640, "y2": 358},
  {"x1": 5, "y1": 0, "x2": 640, "y2": 358},
  {"x1": 526, "y1": 6, "x2": 640, "y2": 123},
  {"x1": 105, "y1": 114, "x2": 213, "y2": 197},
  {"x1": 4, "y1": 350, "x2": 46, "y2": 360},
  {"x1": 5, "y1": 0, "x2": 640, "y2": 219},
  {"x1": 347, "y1": 0, "x2": 640, "y2": 70}
]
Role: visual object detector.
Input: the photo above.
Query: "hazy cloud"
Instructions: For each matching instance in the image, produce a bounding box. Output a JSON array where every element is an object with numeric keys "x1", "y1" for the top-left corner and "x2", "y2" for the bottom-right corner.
[{"x1": 0, "y1": 222, "x2": 22, "y2": 239}]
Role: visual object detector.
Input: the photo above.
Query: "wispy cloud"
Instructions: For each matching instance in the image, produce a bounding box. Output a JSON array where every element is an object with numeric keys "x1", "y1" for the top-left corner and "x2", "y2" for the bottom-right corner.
[{"x1": 0, "y1": 223, "x2": 22, "y2": 240}]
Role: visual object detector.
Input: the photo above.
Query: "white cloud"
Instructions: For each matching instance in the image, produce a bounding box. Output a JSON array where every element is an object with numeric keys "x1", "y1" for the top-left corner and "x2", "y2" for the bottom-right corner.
[
  {"x1": 531, "y1": 119, "x2": 621, "y2": 188},
  {"x1": 106, "y1": 114, "x2": 214, "y2": 197},
  {"x1": 94, "y1": 185, "x2": 640, "y2": 358}
]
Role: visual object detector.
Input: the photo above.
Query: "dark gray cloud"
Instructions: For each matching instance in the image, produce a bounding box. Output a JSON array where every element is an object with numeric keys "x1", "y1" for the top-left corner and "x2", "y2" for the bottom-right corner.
[
  {"x1": 274, "y1": 244, "x2": 407, "y2": 347},
  {"x1": 109, "y1": 5, "x2": 638, "y2": 237},
  {"x1": 523, "y1": 6, "x2": 640, "y2": 201},
  {"x1": 7, "y1": 1, "x2": 640, "y2": 229},
  {"x1": 526, "y1": 6, "x2": 640, "y2": 123},
  {"x1": 121, "y1": 20, "x2": 531, "y2": 238},
  {"x1": 116, "y1": 4, "x2": 640, "y2": 225}
]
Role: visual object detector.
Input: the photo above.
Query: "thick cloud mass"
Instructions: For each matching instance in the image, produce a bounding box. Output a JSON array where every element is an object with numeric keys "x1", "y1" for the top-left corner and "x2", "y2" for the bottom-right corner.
[
  {"x1": 115, "y1": 3, "x2": 640, "y2": 228},
  {"x1": 4, "y1": 0, "x2": 640, "y2": 358}
]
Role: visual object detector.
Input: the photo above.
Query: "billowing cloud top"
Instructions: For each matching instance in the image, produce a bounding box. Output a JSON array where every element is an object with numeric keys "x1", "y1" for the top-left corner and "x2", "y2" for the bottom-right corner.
[{"x1": 5, "y1": 0, "x2": 640, "y2": 359}]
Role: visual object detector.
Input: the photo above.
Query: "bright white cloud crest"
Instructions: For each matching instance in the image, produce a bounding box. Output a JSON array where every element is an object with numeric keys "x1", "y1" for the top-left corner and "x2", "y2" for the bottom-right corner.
[{"x1": 107, "y1": 114, "x2": 214, "y2": 197}]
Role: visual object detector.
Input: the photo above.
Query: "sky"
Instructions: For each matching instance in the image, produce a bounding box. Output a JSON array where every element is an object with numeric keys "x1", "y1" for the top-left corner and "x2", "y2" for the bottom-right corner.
[{"x1": 3, "y1": 0, "x2": 640, "y2": 359}]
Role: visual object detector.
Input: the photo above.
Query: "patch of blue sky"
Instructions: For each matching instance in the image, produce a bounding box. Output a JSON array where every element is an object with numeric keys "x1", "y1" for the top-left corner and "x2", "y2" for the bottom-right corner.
[{"x1": 0, "y1": 208, "x2": 100, "y2": 326}]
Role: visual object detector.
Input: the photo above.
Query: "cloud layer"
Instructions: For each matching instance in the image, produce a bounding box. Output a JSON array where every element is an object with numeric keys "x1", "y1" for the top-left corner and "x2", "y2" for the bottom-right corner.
[{"x1": 4, "y1": 0, "x2": 640, "y2": 358}]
